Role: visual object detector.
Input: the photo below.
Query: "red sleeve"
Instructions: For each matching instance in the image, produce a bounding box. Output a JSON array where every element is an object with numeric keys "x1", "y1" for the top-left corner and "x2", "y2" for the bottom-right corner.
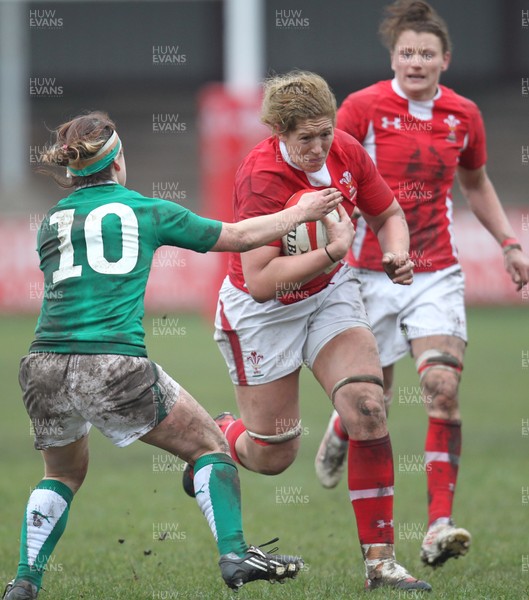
[{"x1": 459, "y1": 102, "x2": 487, "y2": 170}]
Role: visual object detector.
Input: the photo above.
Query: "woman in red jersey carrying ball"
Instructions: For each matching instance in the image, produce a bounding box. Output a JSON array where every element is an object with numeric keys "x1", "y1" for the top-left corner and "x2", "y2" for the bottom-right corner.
[
  {"x1": 315, "y1": 0, "x2": 529, "y2": 570},
  {"x1": 184, "y1": 70, "x2": 433, "y2": 592}
]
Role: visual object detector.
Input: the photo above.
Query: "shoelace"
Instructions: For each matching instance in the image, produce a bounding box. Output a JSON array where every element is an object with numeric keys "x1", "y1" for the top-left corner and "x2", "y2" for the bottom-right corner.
[{"x1": 256, "y1": 537, "x2": 280, "y2": 554}]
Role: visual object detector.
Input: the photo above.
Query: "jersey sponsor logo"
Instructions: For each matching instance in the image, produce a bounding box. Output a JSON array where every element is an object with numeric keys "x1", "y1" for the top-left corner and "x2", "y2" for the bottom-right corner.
[
  {"x1": 443, "y1": 114, "x2": 461, "y2": 142},
  {"x1": 381, "y1": 116, "x2": 401, "y2": 129},
  {"x1": 339, "y1": 170, "x2": 358, "y2": 201}
]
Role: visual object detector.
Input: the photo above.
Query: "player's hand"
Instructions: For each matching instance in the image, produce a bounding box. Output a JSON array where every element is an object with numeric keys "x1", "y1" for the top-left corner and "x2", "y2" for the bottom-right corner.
[
  {"x1": 322, "y1": 204, "x2": 355, "y2": 261},
  {"x1": 296, "y1": 188, "x2": 343, "y2": 222},
  {"x1": 382, "y1": 251, "x2": 414, "y2": 285},
  {"x1": 504, "y1": 247, "x2": 529, "y2": 291}
]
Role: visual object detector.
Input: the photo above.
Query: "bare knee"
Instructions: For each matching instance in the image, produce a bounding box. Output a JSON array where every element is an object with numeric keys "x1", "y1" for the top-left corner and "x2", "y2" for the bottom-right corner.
[
  {"x1": 254, "y1": 442, "x2": 299, "y2": 475},
  {"x1": 241, "y1": 436, "x2": 299, "y2": 475},
  {"x1": 422, "y1": 371, "x2": 460, "y2": 419},
  {"x1": 335, "y1": 384, "x2": 387, "y2": 438},
  {"x1": 357, "y1": 395, "x2": 386, "y2": 429}
]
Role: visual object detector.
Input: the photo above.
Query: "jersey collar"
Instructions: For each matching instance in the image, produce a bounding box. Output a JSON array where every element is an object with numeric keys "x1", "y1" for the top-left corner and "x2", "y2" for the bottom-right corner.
[
  {"x1": 75, "y1": 180, "x2": 118, "y2": 190},
  {"x1": 391, "y1": 77, "x2": 442, "y2": 101},
  {"x1": 391, "y1": 78, "x2": 441, "y2": 121}
]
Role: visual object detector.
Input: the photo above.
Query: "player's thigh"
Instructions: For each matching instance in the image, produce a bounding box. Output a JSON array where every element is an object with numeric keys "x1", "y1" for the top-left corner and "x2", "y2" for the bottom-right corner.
[
  {"x1": 215, "y1": 279, "x2": 309, "y2": 386},
  {"x1": 233, "y1": 369, "x2": 301, "y2": 435},
  {"x1": 410, "y1": 334, "x2": 466, "y2": 363},
  {"x1": 312, "y1": 327, "x2": 385, "y2": 436},
  {"x1": 312, "y1": 327, "x2": 383, "y2": 399},
  {"x1": 19, "y1": 353, "x2": 92, "y2": 451},
  {"x1": 140, "y1": 387, "x2": 228, "y2": 464},
  {"x1": 403, "y1": 266, "x2": 467, "y2": 348}
]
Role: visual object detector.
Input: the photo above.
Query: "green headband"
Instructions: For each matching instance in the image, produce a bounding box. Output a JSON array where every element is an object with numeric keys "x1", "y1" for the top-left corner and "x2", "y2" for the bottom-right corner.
[{"x1": 67, "y1": 131, "x2": 122, "y2": 177}]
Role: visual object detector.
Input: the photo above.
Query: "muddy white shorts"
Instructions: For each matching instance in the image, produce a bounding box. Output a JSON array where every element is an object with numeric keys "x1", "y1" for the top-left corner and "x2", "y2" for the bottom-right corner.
[
  {"x1": 19, "y1": 353, "x2": 181, "y2": 449},
  {"x1": 353, "y1": 264, "x2": 467, "y2": 367},
  {"x1": 214, "y1": 265, "x2": 371, "y2": 385}
]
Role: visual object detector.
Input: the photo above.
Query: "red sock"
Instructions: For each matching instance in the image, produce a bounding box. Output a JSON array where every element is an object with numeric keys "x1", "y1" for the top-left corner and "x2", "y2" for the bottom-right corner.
[
  {"x1": 224, "y1": 419, "x2": 246, "y2": 465},
  {"x1": 334, "y1": 415, "x2": 349, "y2": 441},
  {"x1": 348, "y1": 435, "x2": 394, "y2": 545},
  {"x1": 425, "y1": 417, "x2": 461, "y2": 525}
]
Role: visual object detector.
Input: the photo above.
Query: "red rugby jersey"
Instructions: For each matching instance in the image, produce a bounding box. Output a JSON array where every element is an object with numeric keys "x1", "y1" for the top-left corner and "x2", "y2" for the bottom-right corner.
[
  {"x1": 227, "y1": 129, "x2": 394, "y2": 303},
  {"x1": 337, "y1": 79, "x2": 487, "y2": 272}
]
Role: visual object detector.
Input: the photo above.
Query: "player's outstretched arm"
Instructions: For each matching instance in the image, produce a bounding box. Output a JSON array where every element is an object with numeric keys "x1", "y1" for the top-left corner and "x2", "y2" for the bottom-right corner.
[
  {"x1": 362, "y1": 199, "x2": 414, "y2": 285},
  {"x1": 211, "y1": 189, "x2": 342, "y2": 253},
  {"x1": 457, "y1": 165, "x2": 529, "y2": 291}
]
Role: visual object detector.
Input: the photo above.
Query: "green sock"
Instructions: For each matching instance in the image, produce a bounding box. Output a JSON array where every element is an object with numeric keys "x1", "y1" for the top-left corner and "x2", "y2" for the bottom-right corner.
[
  {"x1": 16, "y1": 479, "x2": 73, "y2": 589},
  {"x1": 193, "y1": 453, "x2": 248, "y2": 557}
]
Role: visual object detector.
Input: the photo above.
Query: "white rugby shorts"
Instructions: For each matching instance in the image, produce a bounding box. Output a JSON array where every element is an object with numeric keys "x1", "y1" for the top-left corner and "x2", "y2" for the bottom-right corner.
[
  {"x1": 353, "y1": 264, "x2": 467, "y2": 367},
  {"x1": 214, "y1": 265, "x2": 371, "y2": 385}
]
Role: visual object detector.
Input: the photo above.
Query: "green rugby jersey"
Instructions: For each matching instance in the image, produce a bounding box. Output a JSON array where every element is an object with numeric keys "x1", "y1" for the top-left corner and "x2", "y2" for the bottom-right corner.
[{"x1": 30, "y1": 183, "x2": 222, "y2": 356}]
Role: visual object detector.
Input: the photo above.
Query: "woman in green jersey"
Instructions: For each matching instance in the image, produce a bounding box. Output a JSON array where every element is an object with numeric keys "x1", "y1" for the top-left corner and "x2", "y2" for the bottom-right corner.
[{"x1": 3, "y1": 111, "x2": 345, "y2": 600}]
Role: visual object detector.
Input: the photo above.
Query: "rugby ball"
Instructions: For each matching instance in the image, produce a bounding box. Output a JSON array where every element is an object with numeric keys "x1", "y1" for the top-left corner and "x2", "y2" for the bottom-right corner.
[{"x1": 281, "y1": 189, "x2": 340, "y2": 273}]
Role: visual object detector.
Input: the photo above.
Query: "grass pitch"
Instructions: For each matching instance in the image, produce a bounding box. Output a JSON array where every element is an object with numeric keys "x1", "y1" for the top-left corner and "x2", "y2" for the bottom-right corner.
[{"x1": 0, "y1": 307, "x2": 527, "y2": 599}]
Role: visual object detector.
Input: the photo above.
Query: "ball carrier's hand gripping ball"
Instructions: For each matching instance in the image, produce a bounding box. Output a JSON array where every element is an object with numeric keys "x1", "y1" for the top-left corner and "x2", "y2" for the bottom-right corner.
[{"x1": 281, "y1": 189, "x2": 340, "y2": 274}]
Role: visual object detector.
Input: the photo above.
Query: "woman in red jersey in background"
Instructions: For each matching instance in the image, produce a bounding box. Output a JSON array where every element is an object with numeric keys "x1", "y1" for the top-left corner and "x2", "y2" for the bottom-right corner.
[
  {"x1": 184, "y1": 69, "x2": 433, "y2": 592},
  {"x1": 315, "y1": 0, "x2": 529, "y2": 570}
]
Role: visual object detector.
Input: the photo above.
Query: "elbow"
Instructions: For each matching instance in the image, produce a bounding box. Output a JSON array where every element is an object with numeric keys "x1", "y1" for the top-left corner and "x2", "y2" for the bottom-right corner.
[
  {"x1": 245, "y1": 281, "x2": 276, "y2": 304},
  {"x1": 250, "y1": 293, "x2": 272, "y2": 304}
]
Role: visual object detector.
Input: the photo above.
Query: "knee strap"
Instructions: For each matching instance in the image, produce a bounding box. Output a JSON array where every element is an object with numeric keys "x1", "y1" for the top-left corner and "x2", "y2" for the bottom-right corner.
[
  {"x1": 331, "y1": 375, "x2": 384, "y2": 404},
  {"x1": 415, "y1": 349, "x2": 463, "y2": 381},
  {"x1": 246, "y1": 422, "x2": 303, "y2": 446}
]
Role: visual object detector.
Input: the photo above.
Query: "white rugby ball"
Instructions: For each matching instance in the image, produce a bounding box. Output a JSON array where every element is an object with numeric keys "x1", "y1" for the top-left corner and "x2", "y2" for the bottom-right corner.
[{"x1": 281, "y1": 189, "x2": 340, "y2": 273}]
